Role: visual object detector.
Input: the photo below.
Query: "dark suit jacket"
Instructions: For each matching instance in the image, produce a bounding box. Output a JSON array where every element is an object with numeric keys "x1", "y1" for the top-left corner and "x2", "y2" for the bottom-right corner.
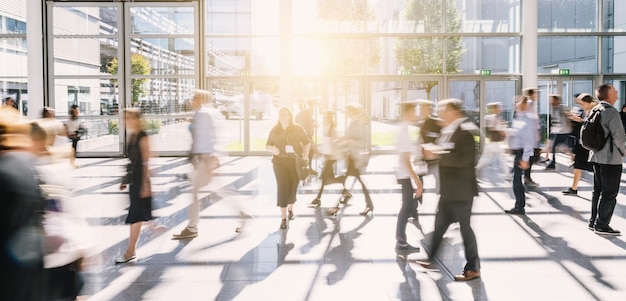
[{"x1": 438, "y1": 120, "x2": 478, "y2": 201}]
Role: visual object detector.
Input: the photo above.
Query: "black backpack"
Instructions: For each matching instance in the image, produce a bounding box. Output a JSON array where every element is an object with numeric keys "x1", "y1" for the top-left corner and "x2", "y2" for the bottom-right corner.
[{"x1": 580, "y1": 103, "x2": 612, "y2": 152}]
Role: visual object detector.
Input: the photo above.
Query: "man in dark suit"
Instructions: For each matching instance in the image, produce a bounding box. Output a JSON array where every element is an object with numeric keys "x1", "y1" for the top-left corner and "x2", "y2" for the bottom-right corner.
[{"x1": 417, "y1": 99, "x2": 481, "y2": 281}]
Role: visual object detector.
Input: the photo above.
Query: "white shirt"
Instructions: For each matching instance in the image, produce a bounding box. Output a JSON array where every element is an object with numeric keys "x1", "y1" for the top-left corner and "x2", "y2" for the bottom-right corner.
[{"x1": 396, "y1": 122, "x2": 415, "y2": 179}]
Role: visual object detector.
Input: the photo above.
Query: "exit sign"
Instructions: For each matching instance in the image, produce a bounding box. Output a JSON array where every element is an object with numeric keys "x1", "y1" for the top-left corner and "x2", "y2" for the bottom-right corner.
[
  {"x1": 558, "y1": 69, "x2": 570, "y2": 75},
  {"x1": 479, "y1": 69, "x2": 491, "y2": 76}
]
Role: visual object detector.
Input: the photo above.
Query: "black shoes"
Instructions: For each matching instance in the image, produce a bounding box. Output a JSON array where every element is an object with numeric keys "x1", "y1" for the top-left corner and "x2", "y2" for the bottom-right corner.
[
  {"x1": 588, "y1": 221, "x2": 595, "y2": 231},
  {"x1": 280, "y1": 218, "x2": 287, "y2": 229},
  {"x1": 562, "y1": 188, "x2": 577, "y2": 195},
  {"x1": 504, "y1": 208, "x2": 526, "y2": 215},
  {"x1": 395, "y1": 243, "x2": 420, "y2": 253},
  {"x1": 288, "y1": 210, "x2": 295, "y2": 220},
  {"x1": 594, "y1": 226, "x2": 621, "y2": 236},
  {"x1": 524, "y1": 178, "x2": 539, "y2": 188}
]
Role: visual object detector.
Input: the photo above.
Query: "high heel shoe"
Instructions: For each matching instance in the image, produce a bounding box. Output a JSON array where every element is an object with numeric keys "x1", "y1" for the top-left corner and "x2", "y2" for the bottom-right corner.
[
  {"x1": 359, "y1": 207, "x2": 373, "y2": 216},
  {"x1": 340, "y1": 189, "x2": 352, "y2": 204},
  {"x1": 327, "y1": 206, "x2": 339, "y2": 216},
  {"x1": 288, "y1": 210, "x2": 295, "y2": 220},
  {"x1": 280, "y1": 218, "x2": 287, "y2": 229},
  {"x1": 309, "y1": 198, "x2": 321, "y2": 207}
]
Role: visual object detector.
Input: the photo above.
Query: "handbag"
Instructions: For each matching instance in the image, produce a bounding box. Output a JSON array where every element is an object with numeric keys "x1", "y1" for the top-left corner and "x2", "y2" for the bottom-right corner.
[
  {"x1": 295, "y1": 155, "x2": 310, "y2": 181},
  {"x1": 351, "y1": 150, "x2": 370, "y2": 170}
]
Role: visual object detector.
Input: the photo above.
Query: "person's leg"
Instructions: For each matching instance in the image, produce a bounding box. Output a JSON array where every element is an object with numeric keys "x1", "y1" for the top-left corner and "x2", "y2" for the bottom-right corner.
[
  {"x1": 571, "y1": 169, "x2": 582, "y2": 190},
  {"x1": 396, "y1": 178, "x2": 415, "y2": 244},
  {"x1": 512, "y1": 151, "x2": 526, "y2": 210},
  {"x1": 475, "y1": 143, "x2": 496, "y2": 172},
  {"x1": 187, "y1": 157, "x2": 213, "y2": 232},
  {"x1": 596, "y1": 164, "x2": 621, "y2": 229},
  {"x1": 125, "y1": 222, "x2": 142, "y2": 257},
  {"x1": 590, "y1": 163, "x2": 601, "y2": 228},
  {"x1": 454, "y1": 201, "x2": 480, "y2": 271},
  {"x1": 427, "y1": 201, "x2": 453, "y2": 261},
  {"x1": 494, "y1": 143, "x2": 510, "y2": 177}
]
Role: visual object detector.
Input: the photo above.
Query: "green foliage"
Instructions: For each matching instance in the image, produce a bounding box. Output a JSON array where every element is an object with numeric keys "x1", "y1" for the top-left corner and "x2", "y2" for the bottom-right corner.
[
  {"x1": 106, "y1": 54, "x2": 152, "y2": 105},
  {"x1": 396, "y1": 0, "x2": 465, "y2": 99},
  {"x1": 108, "y1": 119, "x2": 119, "y2": 135},
  {"x1": 141, "y1": 119, "x2": 161, "y2": 135}
]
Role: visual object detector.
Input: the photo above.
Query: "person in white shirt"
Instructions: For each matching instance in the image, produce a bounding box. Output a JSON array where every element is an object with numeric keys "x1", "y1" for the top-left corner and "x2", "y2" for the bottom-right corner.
[
  {"x1": 475, "y1": 102, "x2": 510, "y2": 178},
  {"x1": 395, "y1": 101, "x2": 423, "y2": 252}
]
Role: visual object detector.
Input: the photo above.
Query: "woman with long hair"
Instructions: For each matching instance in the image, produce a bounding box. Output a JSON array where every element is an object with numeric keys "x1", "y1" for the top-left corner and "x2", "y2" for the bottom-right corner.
[
  {"x1": 266, "y1": 107, "x2": 311, "y2": 229},
  {"x1": 65, "y1": 105, "x2": 82, "y2": 168},
  {"x1": 116, "y1": 108, "x2": 153, "y2": 263}
]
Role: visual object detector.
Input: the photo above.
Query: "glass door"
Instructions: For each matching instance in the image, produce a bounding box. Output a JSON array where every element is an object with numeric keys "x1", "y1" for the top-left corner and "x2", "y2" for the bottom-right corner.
[{"x1": 48, "y1": 2, "x2": 199, "y2": 156}]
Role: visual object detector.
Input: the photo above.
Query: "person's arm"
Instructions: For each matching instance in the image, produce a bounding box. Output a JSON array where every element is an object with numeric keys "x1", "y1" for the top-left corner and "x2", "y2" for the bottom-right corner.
[
  {"x1": 266, "y1": 128, "x2": 280, "y2": 155},
  {"x1": 438, "y1": 130, "x2": 476, "y2": 169},
  {"x1": 605, "y1": 109, "x2": 626, "y2": 156},
  {"x1": 400, "y1": 151, "x2": 423, "y2": 198},
  {"x1": 139, "y1": 134, "x2": 152, "y2": 197}
]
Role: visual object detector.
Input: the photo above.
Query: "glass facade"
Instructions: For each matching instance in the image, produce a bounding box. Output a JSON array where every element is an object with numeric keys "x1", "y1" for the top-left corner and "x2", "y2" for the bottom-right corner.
[{"x1": 3, "y1": 0, "x2": 626, "y2": 155}]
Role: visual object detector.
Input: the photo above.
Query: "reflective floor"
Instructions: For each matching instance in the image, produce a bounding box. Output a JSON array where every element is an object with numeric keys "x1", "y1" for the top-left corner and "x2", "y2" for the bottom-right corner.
[{"x1": 70, "y1": 154, "x2": 626, "y2": 301}]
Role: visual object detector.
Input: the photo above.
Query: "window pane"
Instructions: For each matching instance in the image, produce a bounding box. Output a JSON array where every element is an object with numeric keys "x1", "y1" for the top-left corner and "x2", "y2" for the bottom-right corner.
[
  {"x1": 206, "y1": 0, "x2": 278, "y2": 35},
  {"x1": 451, "y1": 0, "x2": 520, "y2": 33},
  {"x1": 129, "y1": 38, "x2": 195, "y2": 75},
  {"x1": 0, "y1": 38, "x2": 28, "y2": 76},
  {"x1": 292, "y1": 38, "x2": 374, "y2": 76},
  {"x1": 538, "y1": 0, "x2": 597, "y2": 32},
  {"x1": 206, "y1": 37, "x2": 279, "y2": 76},
  {"x1": 53, "y1": 7, "x2": 118, "y2": 36},
  {"x1": 130, "y1": 7, "x2": 194, "y2": 35},
  {"x1": 53, "y1": 38, "x2": 118, "y2": 76},
  {"x1": 145, "y1": 118, "x2": 192, "y2": 153},
  {"x1": 538, "y1": 36, "x2": 597, "y2": 74},
  {"x1": 602, "y1": 0, "x2": 626, "y2": 31},
  {"x1": 293, "y1": 0, "x2": 381, "y2": 33},
  {"x1": 456, "y1": 37, "x2": 520, "y2": 74},
  {"x1": 128, "y1": 78, "x2": 195, "y2": 114},
  {"x1": 209, "y1": 80, "x2": 244, "y2": 152},
  {"x1": 54, "y1": 78, "x2": 113, "y2": 116},
  {"x1": 0, "y1": 78, "x2": 28, "y2": 116},
  {"x1": 602, "y1": 36, "x2": 626, "y2": 73},
  {"x1": 59, "y1": 117, "x2": 120, "y2": 153}
]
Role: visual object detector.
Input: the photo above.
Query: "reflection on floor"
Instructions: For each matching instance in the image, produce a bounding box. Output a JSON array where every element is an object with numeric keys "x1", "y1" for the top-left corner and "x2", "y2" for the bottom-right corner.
[{"x1": 66, "y1": 155, "x2": 626, "y2": 301}]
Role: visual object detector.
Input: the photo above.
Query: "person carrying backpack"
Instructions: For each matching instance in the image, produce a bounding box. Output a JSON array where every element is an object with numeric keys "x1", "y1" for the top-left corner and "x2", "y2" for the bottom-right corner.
[{"x1": 585, "y1": 84, "x2": 625, "y2": 236}]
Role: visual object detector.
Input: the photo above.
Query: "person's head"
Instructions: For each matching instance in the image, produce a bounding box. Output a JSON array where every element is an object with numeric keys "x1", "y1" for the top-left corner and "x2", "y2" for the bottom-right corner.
[
  {"x1": 622, "y1": 104, "x2": 626, "y2": 113},
  {"x1": 42, "y1": 107, "x2": 55, "y2": 118},
  {"x1": 70, "y1": 105, "x2": 79, "y2": 119},
  {"x1": 549, "y1": 94, "x2": 561, "y2": 106},
  {"x1": 277, "y1": 107, "x2": 293, "y2": 127},
  {"x1": 596, "y1": 84, "x2": 618, "y2": 105},
  {"x1": 3, "y1": 97, "x2": 15, "y2": 108},
  {"x1": 522, "y1": 87, "x2": 538, "y2": 101},
  {"x1": 416, "y1": 99, "x2": 433, "y2": 118},
  {"x1": 0, "y1": 109, "x2": 31, "y2": 151},
  {"x1": 400, "y1": 101, "x2": 418, "y2": 123},
  {"x1": 516, "y1": 95, "x2": 530, "y2": 112},
  {"x1": 29, "y1": 122, "x2": 48, "y2": 155},
  {"x1": 124, "y1": 107, "x2": 142, "y2": 131},
  {"x1": 576, "y1": 93, "x2": 596, "y2": 111},
  {"x1": 487, "y1": 102, "x2": 502, "y2": 114},
  {"x1": 345, "y1": 103, "x2": 363, "y2": 119},
  {"x1": 323, "y1": 110, "x2": 335, "y2": 126},
  {"x1": 192, "y1": 89, "x2": 214, "y2": 111},
  {"x1": 438, "y1": 98, "x2": 464, "y2": 125}
]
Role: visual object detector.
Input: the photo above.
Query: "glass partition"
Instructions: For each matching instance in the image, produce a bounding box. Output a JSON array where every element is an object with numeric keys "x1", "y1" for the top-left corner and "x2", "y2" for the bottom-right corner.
[
  {"x1": 538, "y1": 0, "x2": 597, "y2": 32},
  {"x1": 538, "y1": 36, "x2": 597, "y2": 74}
]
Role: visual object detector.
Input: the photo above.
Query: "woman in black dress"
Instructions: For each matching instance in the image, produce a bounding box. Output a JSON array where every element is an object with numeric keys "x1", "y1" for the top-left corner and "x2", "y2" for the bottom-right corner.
[
  {"x1": 266, "y1": 107, "x2": 311, "y2": 229},
  {"x1": 562, "y1": 93, "x2": 595, "y2": 195},
  {"x1": 116, "y1": 108, "x2": 153, "y2": 263}
]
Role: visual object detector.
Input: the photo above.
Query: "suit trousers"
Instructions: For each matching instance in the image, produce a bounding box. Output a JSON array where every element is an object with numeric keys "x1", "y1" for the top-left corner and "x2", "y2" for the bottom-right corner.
[
  {"x1": 428, "y1": 199, "x2": 480, "y2": 272},
  {"x1": 590, "y1": 163, "x2": 621, "y2": 228},
  {"x1": 396, "y1": 178, "x2": 417, "y2": 244},
  {"x1": 187, "y1": 154, "x2": 217, "y2": 232},
  {"x1": 512, "y1": 150, "x2": 526, "y2": 209}
]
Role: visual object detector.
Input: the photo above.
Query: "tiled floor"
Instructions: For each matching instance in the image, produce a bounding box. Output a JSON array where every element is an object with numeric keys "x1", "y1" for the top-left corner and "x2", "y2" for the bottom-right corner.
[{"x1": 66, "y1": 154, "x2": 626, "y2": 301}]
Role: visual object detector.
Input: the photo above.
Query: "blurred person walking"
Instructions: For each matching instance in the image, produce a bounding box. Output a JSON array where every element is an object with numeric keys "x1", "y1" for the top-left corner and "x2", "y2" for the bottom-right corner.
[
  {"x1": 266, "y1": 107, "x2": 311, "y2": 229},
  {"x1": 296, "y1": 98, "x2": 317, "y2": 175},
  {"x1": 65, "y1": 105, "x2": 83, "y2": 168},
  {"x1": 505, "y1": 96, "x2": 538, "y2": 215},
  {"x1": 173, "y1": 90, "x2": 221, "y2": 239},
  {"x1": 521, "y1": 88, "x2": 541, "y2": 187},
  {"x1": 475, "y1": 102, "x2": 509, "y2": 178},
  {"x1": 543, "y1": 94, "x2": 573, "y2": 169},
  {"x1": 310, "y1": 111, "x2": 351, "y2": 213},
  {"x1": 338, "y1": 103, "x2": 374, "y2": 216},
  {"x1": 417, "y1": 99, "x2": 481, "y2": 281},
  {"x1": 588, "y1": 84, "x2": 625, "y2": 236},
  {"x1": 0, "y1": 109, "x2": 46, "y2": 301},
  {"x1": 562, "y1": 93, "x2": 595, "y2": 195},
  {"x1": 116, "y1": 108, "x2": 153, "y2": 263},
  {"x1": 394, "y1": 101, "x2": 423, "y2": 252}
]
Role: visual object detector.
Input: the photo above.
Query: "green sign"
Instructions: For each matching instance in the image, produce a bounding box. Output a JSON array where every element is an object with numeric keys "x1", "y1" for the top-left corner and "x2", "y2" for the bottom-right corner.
[
  {"x1": 400, "y1": 70, "x2": 412, "y2": 76},
  {"x1": 558, "y1": 69, "x2": 570, "y2": 76},
  {"x1": 479, "y1": 69, "x2": 491, "y2": 76},
  {"x1": 240, "y1": 70, "x2": 250, "y2": 76}
]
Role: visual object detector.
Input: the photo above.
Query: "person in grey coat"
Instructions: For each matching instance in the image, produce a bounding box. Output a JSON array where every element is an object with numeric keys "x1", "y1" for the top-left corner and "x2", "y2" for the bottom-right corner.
[{"x1": 588, "y1": 84, "x2": 626, "y2": 236}]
